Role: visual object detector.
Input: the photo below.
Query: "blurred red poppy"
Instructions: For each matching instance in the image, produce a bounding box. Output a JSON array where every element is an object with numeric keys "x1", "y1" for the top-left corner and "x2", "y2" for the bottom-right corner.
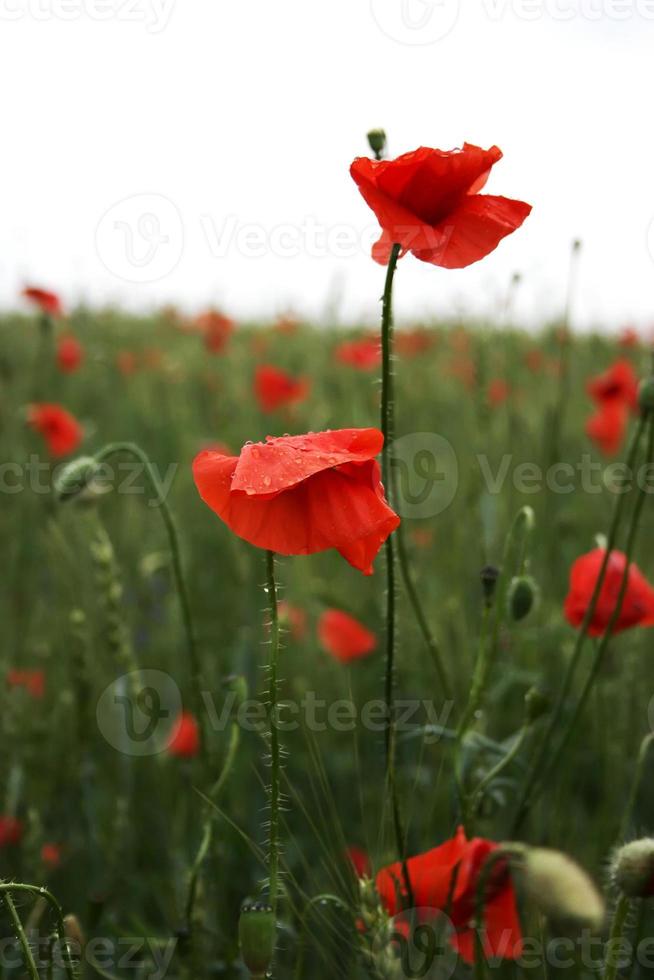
[
  {"x1": 564, "y1": 548, "x2": 654, "y2": 636},
  {"x1": 335, "y1": 337, "x2": 382, "y2": 370},
  {"x1": 586, "y1": 359, "x2": 638, "y2": 411},
  {"x1": 350, "y1": 144, "x2": 531, "y2": 267},
  {"x1": 278, "y1": 600, "x2": 308, "y2": 642},
  {"x1": 585, "y1": 401, "x2": 628, "y2": 456},
  {"x1": 0, "y1": 816, "x2": 23, "y2": 848},
  {"x1": 117, "y1": 351, "x2": 138, "y2": 376},
  {"x1": 619, "y1": 326, "x2": 639, "y2": 348},
  {"x1": 193, "y1": 429, "x2": 399, "y2": 575},
  {"x1": 166, "y1": 711, "x2": 200, "y2": 758},
  {"x1": 41, "y1": 843, "x2": 61, "y2": 868},
  {"x1": 524, "y1": 349, "x2": 544, "y2": 374},
  {"x1": 254, "y1": 365, "x2": 309, "y2": 412},
  {"x1": 318, "y1": 609, "x2": 376, "y2": 663},
  {"x1": 488, "y1": 378, "x2": 509, "y2": 407},
  {"x1": 23, "y1": 286, "x2": 62, "y2": 317},
  {"x1": 347, "y1": 846, "x2": 372, "y2": 879},
  {"x1": 197, "y1": 310, "x2": 234, "y2": 353},
  {"x1": 376, "y1": 826, "x2": 522, "y2": 964},
  {"x1": 395, "y1": 329, "x2": 433, "y2": 358},
  {"x1": 28, "y1": 404, "x2": 82, "y2": 457},
  {"x1": 56, "y1": 334, "x2": 83, "y2": 373},
  {"x1": 7, "y1": 668, "x2": 45, "y2": 699}
]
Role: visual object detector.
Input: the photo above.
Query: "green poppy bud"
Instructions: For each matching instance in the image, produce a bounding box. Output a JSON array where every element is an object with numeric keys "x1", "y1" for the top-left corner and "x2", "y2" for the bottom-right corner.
[
  {"x1": 611, "y1": 839, "x2": 654, "y2": 898},
  {"x1": 367, "y1": 129, "x2": 386, "y2": 159},
  {"x1": 239, "y1": 903, "x2": 276, "y2": 978},
  {"x1": 54, "y1": 456, "x2": 101, "y2": 503},
  {"x1": 507, "y1": 575, "x2": 539, "y2": 621},
  {"x1": 524, "y1": 686, "x2": 549, "y2": 723},
  {"x1": 480, "y1": 565, "x2": 500, "y2": 606}
]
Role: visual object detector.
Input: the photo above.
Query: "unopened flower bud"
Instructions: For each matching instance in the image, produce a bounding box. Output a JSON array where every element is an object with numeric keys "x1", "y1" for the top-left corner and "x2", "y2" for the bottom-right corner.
[
  {"x1": 63, "y1": 914, "x2": 86, "y2": 955},
  {"x1": 638, "y1": 378, "x2": 654, "y2": 414},
  {"x1": 480, "y1": 565, "x2": 500, "y2": 606},
  {"x1": 239, "y1": 903, "x2": 276, "y2": 978},
  {"x1": 521, "y1": 848, "x2": 604, "y2": 930},
  {"x1": 611, "y1": 839, "x2": 654, "y2": 897},
  {"x1": 524, "y1": 687, "x2": 549, "y2": 723},
  {"x1": 507, "y1": 575, "x2": 539, "y2": 621},
  {"x1": 367, "y1": 129, "x2": 386, "y2": 159},
  {"x1": 54, "y1": 456, "x2": 100, "y2": 503}
]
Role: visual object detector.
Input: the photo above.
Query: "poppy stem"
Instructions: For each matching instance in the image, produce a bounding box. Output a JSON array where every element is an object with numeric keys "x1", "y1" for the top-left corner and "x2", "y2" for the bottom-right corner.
[
  {"x1": 512, "y1": 409, "x2": 652, "y2": 833},
  {"x1": 603, "y1": 894, "x2": 631, "y2": 980},
  {"x1": 379, "y1": 243, "x2": 414, "y2": 908},
  {"x1": 473, "y1": 845, "x2": 524, "y2": 980},
  {"x1": 265, "y1": 549, "x2": 282, "y2": 916},
  {"x1": 617, "y1": 732, "x2": 654, "y2": 843},
  {"x1": 0, "y1": 883, "x2": 76, "y2": 980},
  {"x1": 93, "y1": 442, "x2": 208, "y2": 765}
]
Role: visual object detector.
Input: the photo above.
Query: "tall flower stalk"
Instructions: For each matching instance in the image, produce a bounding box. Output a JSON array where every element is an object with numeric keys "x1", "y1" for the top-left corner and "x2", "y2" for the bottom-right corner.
[{"x1": 264, "y1": 550, "x2": 283, "y2": 916}]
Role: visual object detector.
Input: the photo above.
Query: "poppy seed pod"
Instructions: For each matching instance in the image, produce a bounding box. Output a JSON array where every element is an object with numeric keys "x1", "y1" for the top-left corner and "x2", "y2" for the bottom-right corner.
[
  {"x1": 480, "y1": 565, "x2": 500, "y2": 605},
  {"x1": 610, "y1": 839, "x2": 654, "y2": 897},
  {"x1": 238, "y1": 904, "x2": 276, "y2": 978},
  {"x1": 524, "y1": 686, "x2": 549, "y2": 723},
  {"x1": 366, "y1": 129, "x2": 386, "y2": 158},
  {"x1": 507, "y1": 575, "x2": 539, "y2": 621},
  {"x1": 638, "y1": 378, "x2": 654, "y2": 414},
  {"x1": 54, "y1": 456, "x2": 100, "y2": 502},
  {"x1": 520, "y1": 848, "x2": 604, "y2": 930}
]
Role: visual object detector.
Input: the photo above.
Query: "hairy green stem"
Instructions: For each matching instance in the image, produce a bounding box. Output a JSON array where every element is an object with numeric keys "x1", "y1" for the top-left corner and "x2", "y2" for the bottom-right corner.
[
  {"x1": 265, "y1": 550, "x2": 282, "y2": 914},
  {"x1": 618, "y1": 733, "x2": 654, "y2": 843},
  {"x1": 94, "y1": 442, "x2": 207, "y2": 761},
  {"x1": 512, "y1": 414, "x2": 648, "y2": 833},
  {"x1": 0, "y1": 883, "x2": 76, "y2": 980},
  {"x1": 603, "y1": 893, "x2": 631, "y2": 980}
]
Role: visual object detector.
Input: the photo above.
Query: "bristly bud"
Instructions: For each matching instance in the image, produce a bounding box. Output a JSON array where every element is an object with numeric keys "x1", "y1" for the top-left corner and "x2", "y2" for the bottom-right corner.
[
  {"x1": 524, "y1": 686, "x2": 550, "y2": 723},
  {"x1": 480, "y1": 565, "x2": 500, "y2": 606},
  {"x1": 238, "y1": 903, "x2": 276, "y2": 978},
  {"x1": 63, "y1": 914, "x2": 86, "y2": 955},
  {"x1": 507, "y1": 575, "x2": 539, "y2": 621},
  {"x1": 54, "y1": 456, "x2": 101, "y2": 503},
  {"x1": 638, "y1": 378, "x2": 654, "y2": 414},
  {"x1": 520, "y1": 848, "x2": 604, "y2": 930},
  {"x1": 367, "y1": 129, "x2": 386, "y2": 160},
  {"x1": 611, "y1": 839, "x2": 654, "y2": 897}
]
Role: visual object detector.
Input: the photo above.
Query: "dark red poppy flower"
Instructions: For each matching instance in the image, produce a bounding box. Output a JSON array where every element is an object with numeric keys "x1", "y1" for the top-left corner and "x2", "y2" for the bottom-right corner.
[
  {"x1": 193, "y1": 429, "x2": 399, "y2": 575},
  {"x1": 586, "y1": 359, "x2": 639, "y2": 410},
  {"x1": 28, "y1": 403, "x2": 82, "y2": 457},
  {"x1": 376, "y1": 826, "x2": 522, "y2": 964},
  {"x1": 166, "y1": 711, "x2": 200, "y2": 758},
  {"x1": 278, "y1": 601, "x2": 308, "y2": 642},
  {"x1": 585, "y1": 401, "x2": 628, "y2": 456},
  {"x1": 117, "y1": 350, "x2": 138, "y2": 376},
  {"x1": 23, "y1": 286, "x2": 62, "y2": 317},
  {"x1": 7, "y1": 669, "x2": 45, "y2": 699},
  {"x1": 488, "y1": 378, "x2": 509, "y2": 407},
  {"x1": 564, "y1": 548, "x2": 654, "y2": 636},
  {"x1": 56, "y1": 334, "x2": 83, "y2": 373},
  {"x1": 350, "y1": 144, "x2": 531, "y2": 267},
  {"x1": 335, "y1": 337, "x2": 382, "y2": 371},
  {"x1": 0, "y1": 816, "x2": 23, "y2": 849},
  {"x1": 197, "y1": 310, "x2": 235, "y2": 353},
  {"x1": 41, "y1": 843, "x2": 61, "y2": 868},
  {"x1": 347, "y1": 846, "x2": 372, "y2": 879},
  {"x1": 254, "y1": 365, "x2": 309, "y2": 412},
  {"x1": 318, "y1": 609, "x2": 377, "y2": 663}
]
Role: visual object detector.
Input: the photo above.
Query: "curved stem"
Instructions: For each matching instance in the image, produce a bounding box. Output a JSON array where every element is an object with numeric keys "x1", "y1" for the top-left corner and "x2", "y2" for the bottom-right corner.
[
  {"x1": 0, "y1": 883, "x2": 76, "y2": 980},
  {"x1": 512, "y1": 413, "x2": 648, "y2": 833},
  {"x1": 603, "y1": 894, "x2": 631, "y2": 980},
  {"x1": 265, "y1": 550, "x2": 282, "y2": 915},
  {"x1": 94, "y1": 442, "x2": 207, "y2": 762},
  {"x1": 2, "y1": 890, "x2": 40, "y2": 980},
  {"x1": 618, "y1": 733, "x2": 654, "y2": 843}
]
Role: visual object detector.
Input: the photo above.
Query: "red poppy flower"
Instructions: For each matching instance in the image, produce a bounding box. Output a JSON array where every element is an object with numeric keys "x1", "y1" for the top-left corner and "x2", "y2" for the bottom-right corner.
[
  {"x1": 254, "y1": 365, "x2": 309, "y2": 412},
  {"x1": 347, "y1": 846, "x2": 372, "y2": 879},
  {"x1": 0, "y1": 816, "x2": 23, "y2": 849},
  {"x1": 318, "y1": 609, "x2": 377, "y2": 663},
  {"x1": 564, "y1": 548, "x2": 654, "y2": 636},
  {"x1": 488, "y1": 378, "x2": 509, "y2": 407},
  {"x1": 7, "y1": 669, "x2": 45, "y2": 699},
  {"x1": 117, "y1": 350, "x2": 138, "y2": 376},
  {"x1": 193, "y1": 429, "x2": 399, "y2": 575},
  {"x1": 56, "y1": 334, "x2": 83, "y2": 373},
  {"x1": 22, "y1": 286, "x2": 62, "y2": 317},
  {"x1": 619, "y1": 327, "x2": 639, "y2": 348},
  {"x1": 395, "y1": 329, "x2": 433, "y2": 358},
  {"x1": 274, "y1": 315, "x2": 299, "y2": 335},
  {"x1": 376, "y1": 826, "x2": 522, "y2": 964},
  {"x1": 28, "y1": 404, "x2": 82, "y2": 457},
  {"x1": 350, "y1": 144, "x2": 531, "y2": 267},
  {"x1": 586, "y1": 359, "x2": 639, "y2": 410},
  {"x1": 585, "y1": 401, "x2": 628, "y2": 456},
  {"x1": 196, "y1": 310, "x2": 235, "y2": 354},
  {"x1": 278, "y1": 601, "x2": 308, "y2": 642},
  {"x1": 166, "y1": 711, "x2": 200, "y2": 758},
  {"x1": 41, "y1": 843, "x2": 61, "y2": 868},
  {"x1": 335, "y1": 337, "x2": 382, "y2": 370},
  {"x1": 524, "y1": 349, "x2": 544, "y2": 374}
]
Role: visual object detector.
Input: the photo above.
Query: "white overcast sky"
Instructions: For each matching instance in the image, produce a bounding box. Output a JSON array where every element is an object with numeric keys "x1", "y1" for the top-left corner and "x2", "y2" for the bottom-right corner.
[{"x1": 1, "y1": 0, "x2": 653, "y2": 330}]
